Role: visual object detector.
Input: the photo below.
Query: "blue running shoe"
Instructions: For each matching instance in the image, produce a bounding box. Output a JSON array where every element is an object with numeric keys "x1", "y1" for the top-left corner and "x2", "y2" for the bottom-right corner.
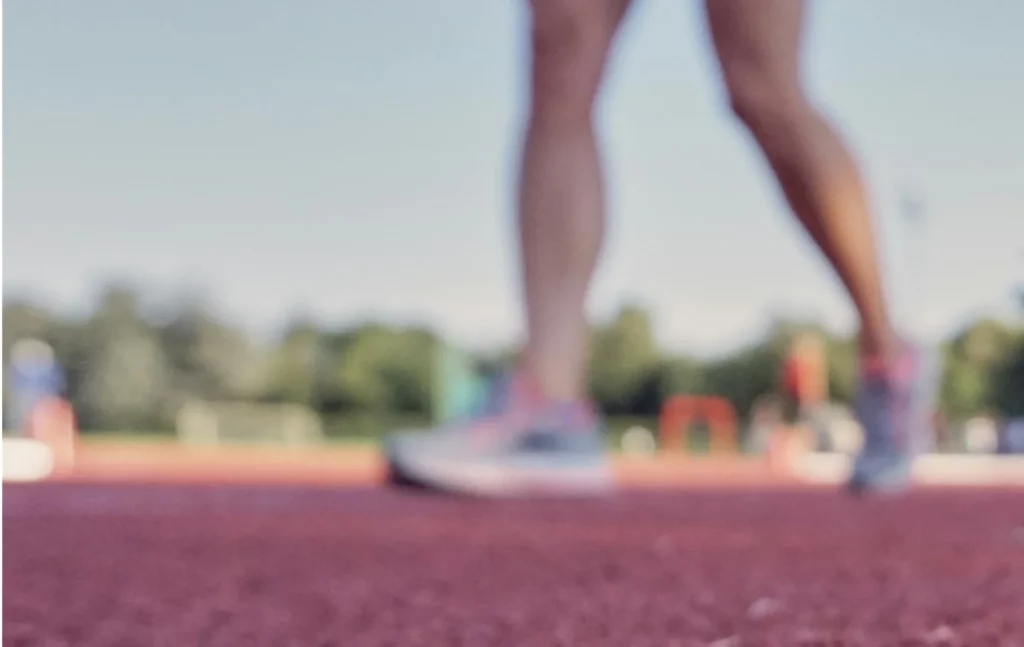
[
  {"x1": 848, "y1": 342, "x2": 940, "y2": 495},
  {"x1": 384, "y1": 373, "x2": 612, "y2": 497}
]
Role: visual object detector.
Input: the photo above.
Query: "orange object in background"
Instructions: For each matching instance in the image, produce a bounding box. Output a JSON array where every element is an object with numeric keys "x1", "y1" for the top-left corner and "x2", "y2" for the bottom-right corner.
[
  {"x1": 27, "y1": 398, "x2": 78, "y2": 476},
  {"x1": 784, "y1": 333, "x2": 828, "y2": 409},
  {"x1": 659, "y1": 396, "x2": 738, "y2": 454}
]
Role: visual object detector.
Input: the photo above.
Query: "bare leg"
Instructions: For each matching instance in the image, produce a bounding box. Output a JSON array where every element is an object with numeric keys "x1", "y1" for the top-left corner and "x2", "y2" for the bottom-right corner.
[
  {"x1": 382, "y1": 0, "x2": 631, "y2": 497},
  {"x1": 518, "y1": 0, "x2": 633, "y2": 400},
  {"x1": 705, "y1": 0, "x2": 896, "y2": 361}
]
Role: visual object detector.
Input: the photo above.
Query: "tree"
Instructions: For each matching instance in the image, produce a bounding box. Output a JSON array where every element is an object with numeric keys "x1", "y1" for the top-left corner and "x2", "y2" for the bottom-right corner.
[
  {"x1": 701, "y1": 343, "x2": 781, "y2": 422},
  {"x1": 2, "y1": 301, "x2": 56, "y2": 354},
  {"x1": 656, "y1": 356, "x2": 707, "y2": 401},
  {"x1": 75, "y1": 285, "x2": 170, "y2": 430},
  {"x1": 76, "y1": 330, "x2": 170, "y2": 430},
  {"x1": 824, "y1": 336, "x2": 857, "y2": 405},
  {"x1": 991, "y1": 337, "x2": 1024, "y2": 419},
  {"x1": 941, "y1": 351, "x2": 989, "y2": 421},
  {"x1": 265, "y1": 321, "x2": 321, "y2": 406},
  {"x1": 588, "y1": 306, "x2": 660, "y2": 415},
  {"x1": 316, "y1": 323, "x2": 436, "y2": 414},
  {"x1": 940, "y1": 318, "x2": 1021, "y2": 420},
  {"x1": 157, "y1": 296, "x2": 261, "y2": 403},
  {"x1": 8, "y1": 278, "x2": 1023, "y2": 434}
]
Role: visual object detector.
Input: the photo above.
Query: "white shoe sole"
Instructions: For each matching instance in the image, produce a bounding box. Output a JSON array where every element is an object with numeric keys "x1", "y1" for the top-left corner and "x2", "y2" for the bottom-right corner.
[{"x1": 390, "y1": 452, "x2": 614, "y2": 498}]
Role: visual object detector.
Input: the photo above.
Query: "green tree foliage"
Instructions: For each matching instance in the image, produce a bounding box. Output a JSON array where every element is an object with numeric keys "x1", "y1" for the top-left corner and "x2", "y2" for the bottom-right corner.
[
  {"x1": 77, "y1": 329, "x2": 170, "y2": 430},
  {"x1": 317, "y1": 324, "x2": 437, "y2": 414},
  {"x1": 75, "y1": 285, "x2": 171, "y2": 430},
  {"x1": 655, "y1": 356, "x2": 708, "y2": 402},
  {"x1": 266, "y1": 321, "x2": 321, "y2": 406},
  {"x1": 3, "y1": 287, "x2": 1021, "y2": 433},
  {"x1": 940, "y1": 318, "x2": 1023, "y2": 419},
  {"x1": 991, "y1": 340, "x2": 1024, "y2": 418},
  {"x1": 824, "y1": 336, "x2": 857, "y2": 405},
  {"x1": 3, "y1": 302, "x2": 56, "y2": 354},
  {"x1": 588, "y1": 305, "x2": 660, "y2": 415},
  {"x1": 158, "y1": 296, "x2": 261, "y2": 402}
]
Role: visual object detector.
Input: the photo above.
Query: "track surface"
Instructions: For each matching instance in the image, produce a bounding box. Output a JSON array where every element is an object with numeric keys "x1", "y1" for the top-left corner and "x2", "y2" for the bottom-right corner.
[{"x1": 5, "y1": 484, "x2": 1024, "y2": 646}]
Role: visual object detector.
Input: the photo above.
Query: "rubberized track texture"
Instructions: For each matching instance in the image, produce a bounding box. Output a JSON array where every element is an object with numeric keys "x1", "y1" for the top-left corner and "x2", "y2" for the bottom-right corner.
[{"x1": 5, "y1": 484, "x2": 1024, "y2": 646}]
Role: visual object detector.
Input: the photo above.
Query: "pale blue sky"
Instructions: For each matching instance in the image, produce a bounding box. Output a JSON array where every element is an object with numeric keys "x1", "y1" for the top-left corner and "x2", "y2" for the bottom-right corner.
[{"x1": 4, "y1": 1, "x2": 1023, "y2": 354}]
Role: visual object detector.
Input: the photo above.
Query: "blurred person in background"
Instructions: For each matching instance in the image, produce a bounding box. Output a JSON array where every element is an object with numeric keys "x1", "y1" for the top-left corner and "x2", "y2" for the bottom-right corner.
[
  {"x1": 385, "y1": 0, "x2": 937, "y2": 496},
  {"x1": 6, "y1": 339, "x2": 65, "y2": 435}
]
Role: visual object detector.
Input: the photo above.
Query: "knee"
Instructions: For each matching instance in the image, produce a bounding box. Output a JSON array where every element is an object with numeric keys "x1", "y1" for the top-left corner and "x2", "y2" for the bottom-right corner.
[
  {"x1": 528, "y1": 1, "x2": 620, "y2": 124},
  {"x1": 725, "y1": 71, "x2": 810, "y2": 138}
]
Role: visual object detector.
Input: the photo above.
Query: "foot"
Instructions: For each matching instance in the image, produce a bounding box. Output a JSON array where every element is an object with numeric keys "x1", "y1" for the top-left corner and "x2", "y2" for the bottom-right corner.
[
  {"x1": 383, "y1": 372, "x2": 612, "y2": 497},
  {"x1": 847, "y1": 342, "x2": 940, "y2": 495}
]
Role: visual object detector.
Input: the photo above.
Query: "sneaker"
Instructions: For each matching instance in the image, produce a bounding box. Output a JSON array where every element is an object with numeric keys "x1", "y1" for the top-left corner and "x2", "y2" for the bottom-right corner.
[
  {"x1": 847, "y1": 342, "x2": 940, "y2": 494},
  {"x1": 383, "y1": 372, "x2": 613, "y2": 497}
]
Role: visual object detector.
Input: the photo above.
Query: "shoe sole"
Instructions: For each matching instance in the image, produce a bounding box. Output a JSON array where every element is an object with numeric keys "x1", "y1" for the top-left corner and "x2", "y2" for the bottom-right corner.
[{"x1": 386, "y1": 450, "x2": 614, "y2": 498}]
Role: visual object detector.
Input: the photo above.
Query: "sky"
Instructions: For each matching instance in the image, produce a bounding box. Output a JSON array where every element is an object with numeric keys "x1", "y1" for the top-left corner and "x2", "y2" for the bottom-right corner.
[{"x1": 4, "y1": 0, "x2": 1023, "y2": 355}]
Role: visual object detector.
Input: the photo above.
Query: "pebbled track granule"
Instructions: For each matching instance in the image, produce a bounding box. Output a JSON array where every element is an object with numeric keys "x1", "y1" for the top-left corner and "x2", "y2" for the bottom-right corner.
[{"x1": 4, "y1": 484, "x2": 1024, "y2": 646}]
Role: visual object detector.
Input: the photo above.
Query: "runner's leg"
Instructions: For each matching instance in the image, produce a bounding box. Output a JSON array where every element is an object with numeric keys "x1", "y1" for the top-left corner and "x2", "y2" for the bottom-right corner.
[
  {"x1": 519, "y1": 0, "x2": 634, "y2": 400},
  {"x1": 382, "y1": 0, "x2": 633, "y2": 495},
  {"x1": 705, "y1": 0, "x2": 938, "y2": 492},
  {"x1": 705, "y1": 0, "x2": 896, "y2": 363}
]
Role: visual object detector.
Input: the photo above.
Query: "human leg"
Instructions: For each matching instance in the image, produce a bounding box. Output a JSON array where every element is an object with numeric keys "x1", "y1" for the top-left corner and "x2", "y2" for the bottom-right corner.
[
  {"x1": 704, "y1": 0, "x2": 938, "y2": 492},
  {"x1": 383, "y1": 0, "x2": 633, "y2": 495},
  {"x1": 704, "y1": 0, "x2": 895, "y2": 363},
  {"x1": 518, "y1": 0, "x2": 634, "y2": 400}
]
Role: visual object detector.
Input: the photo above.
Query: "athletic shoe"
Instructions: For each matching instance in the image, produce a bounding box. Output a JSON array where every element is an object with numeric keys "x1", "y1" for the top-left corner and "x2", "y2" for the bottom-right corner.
[
  {"x1": 847, "y1": 342, "x2": 940, "y2": 494},
  {"x1": 383, "y1": 372, "x2": 612, "y2": 496}
]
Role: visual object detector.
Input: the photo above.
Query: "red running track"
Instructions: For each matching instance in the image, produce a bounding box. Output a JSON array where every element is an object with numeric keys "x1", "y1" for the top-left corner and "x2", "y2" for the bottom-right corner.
[{"x1": 4, "y1": 483, "x2": 1024, "y2": 646}]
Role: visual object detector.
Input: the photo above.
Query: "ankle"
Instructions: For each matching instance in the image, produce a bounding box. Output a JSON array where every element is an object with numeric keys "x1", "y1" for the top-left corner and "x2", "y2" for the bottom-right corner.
[
  {"x1": 858, "y1": 330, "x2": 899, "y2": 366},
  {"x1": 496, "y1": 368, "x2": 598, "y2": 429},
  {"x1": 516, "y1": 358, "x2": 587, "y2": 404},
  {"x1": 859, "y1": 339, "x2": 918, "y2": 383}
]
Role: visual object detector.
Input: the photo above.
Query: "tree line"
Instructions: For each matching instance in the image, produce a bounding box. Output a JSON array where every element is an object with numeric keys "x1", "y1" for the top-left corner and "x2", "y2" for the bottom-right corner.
[{"x1": 3, "y1": 283, "x2": 1023, "y2": 434}]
